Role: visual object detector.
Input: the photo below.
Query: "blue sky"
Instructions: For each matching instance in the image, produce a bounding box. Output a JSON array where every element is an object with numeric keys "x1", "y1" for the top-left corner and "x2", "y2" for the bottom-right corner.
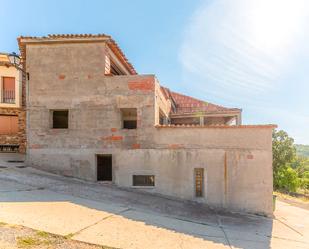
[{"x1": 1, "y1": 0, "x2": 308, "y2": 144}]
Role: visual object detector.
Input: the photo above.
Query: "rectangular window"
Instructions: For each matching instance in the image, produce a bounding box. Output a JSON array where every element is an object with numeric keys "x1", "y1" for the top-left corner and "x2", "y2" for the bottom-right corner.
[
  {"x1": 121, "y1": 108, "x2": 137, "y2": 129},
  {"x1": 52, "y1": 110, "x2": 69, "y2": 129},
  {"x1": 133, "y1": 175, "x2": 155, "y2": 187},
  {"x1": 0, "y1": 115, "x2": 18, "y2": 135},
  {"x1": 2, "y1": 77, "x2": 15, "y2": 103},
  {"x1": 195, "y1": 168, "x2": 204, "y2": 197}
]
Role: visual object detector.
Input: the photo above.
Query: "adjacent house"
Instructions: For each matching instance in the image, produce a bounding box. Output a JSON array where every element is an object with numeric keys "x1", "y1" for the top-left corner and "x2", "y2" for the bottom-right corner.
[
  {"x1": 0, "y1": 53, "x2": 26, "y2": 153},
  {"x1": 18, "y1": 34, "x2": 275, "y2": 215}
]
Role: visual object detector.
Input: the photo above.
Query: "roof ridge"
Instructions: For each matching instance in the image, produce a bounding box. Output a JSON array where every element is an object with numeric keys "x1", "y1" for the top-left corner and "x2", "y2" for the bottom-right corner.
[{"x1": 160, "y1": 86, "x2": 241, "y2": 114}]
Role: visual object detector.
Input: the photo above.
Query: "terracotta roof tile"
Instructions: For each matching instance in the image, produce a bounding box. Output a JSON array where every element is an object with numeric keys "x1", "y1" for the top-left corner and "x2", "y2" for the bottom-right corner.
[
  {"x1": 160, "y1": 86, "x2": 241, "y2": 115},
  {"x1": 155, "y1": 124, "x2": 277, "y2": 129}
]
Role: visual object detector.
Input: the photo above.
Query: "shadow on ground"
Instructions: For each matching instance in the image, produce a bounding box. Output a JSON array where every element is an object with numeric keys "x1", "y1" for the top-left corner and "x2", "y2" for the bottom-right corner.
[{"x1": 0, "y1": 166, "x2": 279, "y2": 248}]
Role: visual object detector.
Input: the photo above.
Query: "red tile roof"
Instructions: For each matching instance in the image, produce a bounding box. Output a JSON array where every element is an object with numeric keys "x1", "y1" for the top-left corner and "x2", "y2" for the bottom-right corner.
[
  {"x1": 155, "y1": 124, "x2": 277, "y2": 129},
  {"x1": 161, "y1": 87, "x2": 241, "y2": 115},
  {"x1": 18, "y1": 34, "x2": 137, "y2": 75}
]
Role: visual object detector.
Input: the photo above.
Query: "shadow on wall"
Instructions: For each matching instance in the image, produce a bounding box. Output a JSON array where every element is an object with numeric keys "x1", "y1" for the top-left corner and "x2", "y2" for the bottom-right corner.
[{"x1": 0, "y1": 171, "x2": 274, "y2": 249}]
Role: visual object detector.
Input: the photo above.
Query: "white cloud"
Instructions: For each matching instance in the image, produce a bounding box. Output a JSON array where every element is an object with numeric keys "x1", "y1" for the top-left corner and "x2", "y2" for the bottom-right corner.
[
  {"x1": 179, "y1": 0, "x2": 309, "y2": 143},
  {"x1": 179, "y1": 0, "x2": 309, "y2": 100}
]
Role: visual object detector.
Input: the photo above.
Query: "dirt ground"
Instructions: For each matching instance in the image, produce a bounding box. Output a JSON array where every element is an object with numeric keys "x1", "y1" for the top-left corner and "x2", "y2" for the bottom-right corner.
[{"x1": 0, "y1": 222, "x2": 116, "y2": 249}]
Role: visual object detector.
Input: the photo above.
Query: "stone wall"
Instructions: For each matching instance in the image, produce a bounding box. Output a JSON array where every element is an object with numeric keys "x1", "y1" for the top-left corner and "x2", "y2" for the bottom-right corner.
[
  {"x1": 0, "y1": 63, "x2": 26, "y2": 153},
  {"x1": 0, "y1": 107, "x2": 26, "y2": 153}
]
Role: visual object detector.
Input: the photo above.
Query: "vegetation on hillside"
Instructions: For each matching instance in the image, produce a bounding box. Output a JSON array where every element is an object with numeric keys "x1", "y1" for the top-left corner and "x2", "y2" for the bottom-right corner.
[
  {"x1": 273, "y1": 130, "x2": 309, "y2": 194},
  {"x1": 295, "y1": 144, "x2": 309, "y2": 157}
]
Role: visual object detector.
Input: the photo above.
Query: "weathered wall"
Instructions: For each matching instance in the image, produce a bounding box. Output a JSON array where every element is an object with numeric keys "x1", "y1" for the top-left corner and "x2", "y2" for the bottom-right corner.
[
  {"x1": 0, "y1": 107, "x2": 26, "y2": 152},
  {"x1": 0, "y1": 63, "x2": 26, "y2": 153},
  {"x1": 25, "y1": 42, "x2": 274, "y2": 216},
  {"x1": 26, "y1": 42, "x2": 156, "y2": 175}
]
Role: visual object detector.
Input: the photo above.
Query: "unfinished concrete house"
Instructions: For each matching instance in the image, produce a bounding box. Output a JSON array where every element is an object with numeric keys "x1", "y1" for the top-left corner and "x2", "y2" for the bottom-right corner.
[
  {"x1": 0, "y1": 53, "x2": 26, "y2": 153},
  {"x1": 19, "y1": 34, "x2": 275, "y2": 215}
]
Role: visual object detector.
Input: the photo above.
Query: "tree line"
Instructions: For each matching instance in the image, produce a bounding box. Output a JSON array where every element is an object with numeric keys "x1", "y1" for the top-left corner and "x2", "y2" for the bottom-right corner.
[{"x1": 273, "y1": 130, "x2": 309, "y2": 193}]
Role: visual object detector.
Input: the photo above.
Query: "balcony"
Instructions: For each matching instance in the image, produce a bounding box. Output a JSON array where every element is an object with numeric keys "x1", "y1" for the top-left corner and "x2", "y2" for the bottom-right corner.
[{"x1": 2, "y1": 90, "x2": 15, "y2": 104}]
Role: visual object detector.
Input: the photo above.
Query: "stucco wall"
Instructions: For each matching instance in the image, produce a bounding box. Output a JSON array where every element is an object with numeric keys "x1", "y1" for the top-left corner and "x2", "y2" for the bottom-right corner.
[{"x1": 25, "y1": 42, "x2": 274, "y2": 216}]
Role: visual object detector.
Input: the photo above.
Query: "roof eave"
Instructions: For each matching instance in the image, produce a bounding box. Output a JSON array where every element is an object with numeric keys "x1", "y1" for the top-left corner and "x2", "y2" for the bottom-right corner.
[{"x1": 170, "y1": 109, "x2": 242, "y2": 117}]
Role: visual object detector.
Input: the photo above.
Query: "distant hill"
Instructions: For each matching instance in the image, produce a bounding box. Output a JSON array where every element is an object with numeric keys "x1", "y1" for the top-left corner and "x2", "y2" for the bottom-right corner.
[{"x1": 295, "y1": 144, "x2": 309, "y2": 158}]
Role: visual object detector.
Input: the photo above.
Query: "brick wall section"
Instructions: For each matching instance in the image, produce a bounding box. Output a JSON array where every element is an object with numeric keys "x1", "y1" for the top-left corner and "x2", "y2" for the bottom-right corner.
[
  {"x1": 167, "y1": 144, "x2": 184, "y2": 149},
  {"x1": 131, "y1": 143, "x2": 141, "y2": 149},
  {"x1": 0, "y1": 107, "x2": 26, "y2": 153},
  {"x1": 0, "y1": 67, "x2": 27, "y2": 153},
  {"x1": 58, "y1": 74, "x2": 66, "y2": 80},
  {"x1": 102, "y1": 135, "x2": 123, "y2": 141},
  {"x1": 128, "y1": 78, "x2": 155, "y2": 92}
]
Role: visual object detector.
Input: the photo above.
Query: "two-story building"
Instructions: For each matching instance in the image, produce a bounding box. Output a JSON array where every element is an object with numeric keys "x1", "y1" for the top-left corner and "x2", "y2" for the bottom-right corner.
[
  {"x1": 18, "y1": 34, "x2": 275, "y2": 215},
  {"x1": 0, "y1": 52, "x2": 26, "y2": 153}
]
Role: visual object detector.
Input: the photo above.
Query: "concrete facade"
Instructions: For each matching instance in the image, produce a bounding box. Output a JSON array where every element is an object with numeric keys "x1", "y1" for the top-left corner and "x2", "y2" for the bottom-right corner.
[{"x1": 19, "y1": 35, "x2": 275, "y2": 216}]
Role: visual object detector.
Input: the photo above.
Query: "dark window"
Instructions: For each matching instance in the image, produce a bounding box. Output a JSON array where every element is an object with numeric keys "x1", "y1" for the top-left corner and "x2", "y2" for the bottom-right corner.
[
  {"x1": 123, "y1": 120, "x2": 137, "y2": 129},
  {"x1": 133, "y1": 175, "x2": 155, "y2": 186},
  {"x1": 52, "y1": 110, "x2": 68, "y2": 129},
  {"x1": 97, "y1": 155, "x2": 112, "y2": 181},
  {"x1": 121, "y1": 108, "x2": 137, "y2": 129}
]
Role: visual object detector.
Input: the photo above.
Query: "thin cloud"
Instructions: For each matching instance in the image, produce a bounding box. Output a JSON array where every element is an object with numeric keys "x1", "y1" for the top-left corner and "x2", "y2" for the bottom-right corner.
[
  {"x1": 179, "y1": 0, "x2": 309, "y2": 101},
  {"x1": 179, "y1": 0, "x2": 309, "y2": 143}
]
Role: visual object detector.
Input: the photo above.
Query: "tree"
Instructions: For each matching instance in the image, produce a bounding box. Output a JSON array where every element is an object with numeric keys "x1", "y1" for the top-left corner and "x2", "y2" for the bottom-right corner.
[
  {"x1": 276, "y1": 166, "x2": 300, "y2": 192},
  {"x1": 272, "y1": 129, "x2": 296, "y2": 189}
]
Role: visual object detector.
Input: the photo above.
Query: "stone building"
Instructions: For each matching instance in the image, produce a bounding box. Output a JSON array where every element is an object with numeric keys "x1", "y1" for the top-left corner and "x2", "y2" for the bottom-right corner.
[
  {"x1": 0, "y1": 53, "x2": 26, "y2": 153},
  {"x1": 19, "y1": 34, "x2": 275, "y2": 215}
]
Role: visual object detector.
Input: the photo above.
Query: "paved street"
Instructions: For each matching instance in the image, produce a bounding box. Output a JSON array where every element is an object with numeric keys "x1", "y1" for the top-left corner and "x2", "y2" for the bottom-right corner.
[{"x1": 0, "y1": 156, "x2": 308, "y2": 249}]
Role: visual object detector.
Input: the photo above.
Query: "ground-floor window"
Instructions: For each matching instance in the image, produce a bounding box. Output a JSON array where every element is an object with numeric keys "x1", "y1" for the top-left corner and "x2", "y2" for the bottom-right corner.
[
  {"x1": 0, "y1": 115, "x2": 18, "y2": 135},
  {"x1": 194, "y1": 168, "x2": 204, "y2": 197},
  {"x1": 133, "y1": 175, "x2": 155, "y2": 186}
]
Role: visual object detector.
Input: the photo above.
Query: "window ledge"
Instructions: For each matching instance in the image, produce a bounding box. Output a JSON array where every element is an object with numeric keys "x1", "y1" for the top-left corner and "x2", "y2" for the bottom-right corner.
[
  {"x1": 131, "y1": 186, "x2": 155, "y2": 189},
  {"x1": 0, "y1": 103, "x2": 20, "y2": 108}
]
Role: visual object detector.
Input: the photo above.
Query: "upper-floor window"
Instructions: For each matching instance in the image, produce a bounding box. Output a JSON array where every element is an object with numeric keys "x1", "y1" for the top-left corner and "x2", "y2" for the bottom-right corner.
[
  {"x1": 121, "y1": 108, "x2": 137, "y2": 129},
  {"x1": 51, "y1": 110, "x2": 69, "y2": 129},
  {"x1": 2, "y1": 77, "x2": 15, "y2": 104}
]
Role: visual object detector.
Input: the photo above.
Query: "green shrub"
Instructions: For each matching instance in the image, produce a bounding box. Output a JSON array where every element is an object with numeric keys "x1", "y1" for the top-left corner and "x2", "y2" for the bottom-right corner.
[{"x1": 276, "y1": 166, "x2": 300, "y2": 192}]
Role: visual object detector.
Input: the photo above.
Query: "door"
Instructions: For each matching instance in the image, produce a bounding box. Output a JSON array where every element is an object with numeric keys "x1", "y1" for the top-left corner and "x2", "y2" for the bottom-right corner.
[
  {"x1": 194, "y1": 168, "x2": 204, "y2": 197},
  {"x1": 97, "y1": 155, "x2": 112, "y2": 181}
]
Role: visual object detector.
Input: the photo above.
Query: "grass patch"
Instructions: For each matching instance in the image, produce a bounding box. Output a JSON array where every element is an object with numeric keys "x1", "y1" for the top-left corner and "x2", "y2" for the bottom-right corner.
[
  {"x1": 17, "y1": 233, "x2": 52, "y2": 248},
  {"x1": 0, "y1": 221, "x2": 7, "y2": 226},
  {"x1": 36, "y1": 230, "x2": 49, "y2": 238},
  {"x1": 274, "y1": 191, "x2": 309, "y2": 202},
  {"x1": 64, "y1": 233, "x2": 74, "y2": 239},
  {"x1": 17, "y1": 236, "x2": 41, "y2": 247}
]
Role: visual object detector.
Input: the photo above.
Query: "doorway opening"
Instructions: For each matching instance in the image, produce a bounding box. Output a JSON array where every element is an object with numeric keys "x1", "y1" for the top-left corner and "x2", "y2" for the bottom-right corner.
[{"x1": 97, "y1": 154, "x2": 112, "y2": 181}]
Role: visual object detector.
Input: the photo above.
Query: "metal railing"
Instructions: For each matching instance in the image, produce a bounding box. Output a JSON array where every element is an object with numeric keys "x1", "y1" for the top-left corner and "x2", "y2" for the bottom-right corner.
[{"x1": 2, "y1": 90, "x2": 15, "y2": 103}]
